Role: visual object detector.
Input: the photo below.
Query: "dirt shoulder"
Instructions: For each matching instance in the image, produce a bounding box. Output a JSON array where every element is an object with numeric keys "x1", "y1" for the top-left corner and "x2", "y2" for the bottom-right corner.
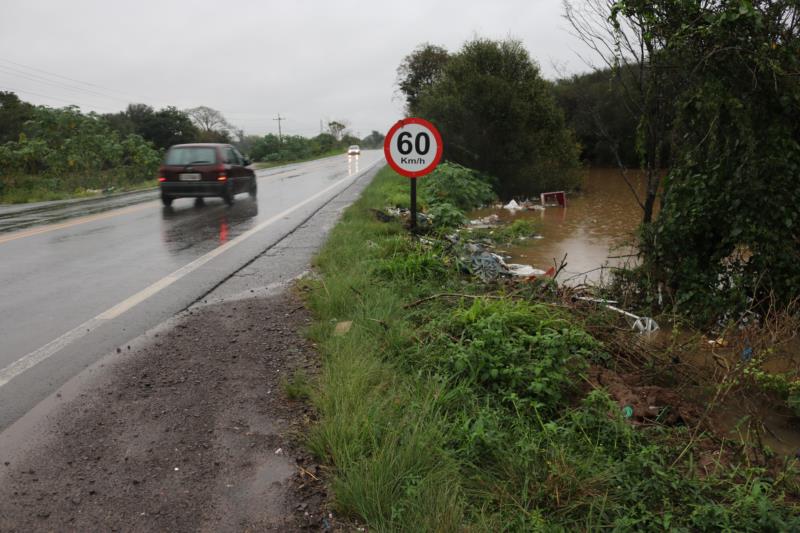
[{"x1": 0, "y1": 291, "x2": 331, "y2": 532}]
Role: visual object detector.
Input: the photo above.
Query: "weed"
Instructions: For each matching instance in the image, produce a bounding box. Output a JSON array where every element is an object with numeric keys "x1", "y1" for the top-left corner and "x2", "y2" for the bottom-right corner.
[{"x1": 281, "y1": 369, "x2": 312, "y2": 401}]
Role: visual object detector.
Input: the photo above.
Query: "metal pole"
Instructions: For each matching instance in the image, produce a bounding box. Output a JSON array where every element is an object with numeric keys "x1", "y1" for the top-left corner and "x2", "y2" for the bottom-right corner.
[{"x1": 410, "y1": 179, "x2": 417, "y2": 231}]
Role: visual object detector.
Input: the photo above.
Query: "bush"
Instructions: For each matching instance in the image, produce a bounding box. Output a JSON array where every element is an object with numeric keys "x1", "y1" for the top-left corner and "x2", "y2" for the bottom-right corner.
[
  {"x1": 427, "y1": 202, "x2": 467, "y2": 229},
  {"x1": 419, "y1": 162, "x2": 495, "y2": 211},
  {"x1": 419, "y1": 298, "x2": 598, "y2": 413}
]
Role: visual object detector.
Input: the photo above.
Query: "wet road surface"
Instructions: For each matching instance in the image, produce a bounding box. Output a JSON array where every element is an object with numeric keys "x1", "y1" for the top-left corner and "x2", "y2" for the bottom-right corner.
[{"x1": 0, "y1": 151, "x2": 383, "y2": 430}]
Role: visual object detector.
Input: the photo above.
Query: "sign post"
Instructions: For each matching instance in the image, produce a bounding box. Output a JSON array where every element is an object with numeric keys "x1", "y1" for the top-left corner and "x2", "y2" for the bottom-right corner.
[{"x1": 383, "y1": 118, "x2": 443, "y2": 230}]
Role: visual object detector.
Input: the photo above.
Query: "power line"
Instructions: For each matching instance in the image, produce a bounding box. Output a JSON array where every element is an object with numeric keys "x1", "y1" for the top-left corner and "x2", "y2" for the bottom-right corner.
[
  {"x1": 0, "y1": 85, "x2": 116, "y2": 111},
  {"x1": 0, "y1": 56, "x2": 162, "y2": 104},
  {"x1": 0, "y1": 65, "x2": 130, "y2": 104}
]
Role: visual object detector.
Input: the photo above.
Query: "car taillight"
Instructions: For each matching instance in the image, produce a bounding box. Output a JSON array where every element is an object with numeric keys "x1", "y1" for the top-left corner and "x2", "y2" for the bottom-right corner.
[
  {"x1": 215, "y1": 163, "x2": 227, "y2": 181},
  {"x1": 158, "y1": 176, "x2": 166, "y2": 182}
]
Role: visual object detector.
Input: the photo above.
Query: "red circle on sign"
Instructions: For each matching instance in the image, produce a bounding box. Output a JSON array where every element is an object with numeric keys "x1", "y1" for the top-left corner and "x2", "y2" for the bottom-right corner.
[{"x1": 383, "y1": 117, "x2": 443, "y2": 178}]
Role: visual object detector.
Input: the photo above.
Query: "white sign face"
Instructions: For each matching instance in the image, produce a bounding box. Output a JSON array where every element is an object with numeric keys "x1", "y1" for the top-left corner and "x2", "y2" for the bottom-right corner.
[{"x1": 384, "y1": 118, "x2": 443, "y2": 178}]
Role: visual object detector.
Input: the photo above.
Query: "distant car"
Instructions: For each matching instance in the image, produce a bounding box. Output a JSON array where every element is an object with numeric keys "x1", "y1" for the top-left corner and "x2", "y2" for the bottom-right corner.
[
  {"x1": 347, "y1": 145, "x2": 360, "y2": 156},
  {"x1": 158, "y1": 143, "x2": 256, "y2": 206}
]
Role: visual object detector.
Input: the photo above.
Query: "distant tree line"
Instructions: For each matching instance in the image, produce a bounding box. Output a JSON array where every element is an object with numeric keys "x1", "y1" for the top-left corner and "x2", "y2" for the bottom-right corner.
[
  {"x1": 0, "y1": 93, "x2": 385, "y2": 202},
  {"x1": 247, "y1": 124, "x2": 384, "y2": 164}
]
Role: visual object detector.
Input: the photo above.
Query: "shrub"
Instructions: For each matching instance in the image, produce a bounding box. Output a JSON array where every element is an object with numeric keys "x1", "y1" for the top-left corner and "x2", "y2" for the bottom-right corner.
[
  {"x1": 420, "y1": 298, "x2": 599, "y2": 413},
  {"x1": 419, "y1": 162, "x2": 495, "y2": 211}
]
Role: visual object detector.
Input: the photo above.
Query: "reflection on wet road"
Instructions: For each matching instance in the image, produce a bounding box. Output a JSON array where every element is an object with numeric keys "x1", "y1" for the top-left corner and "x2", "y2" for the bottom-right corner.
[
  {"x1": 0, "y1": 152, "x2": 383, "y2": 390},
  {"x1": 160, "y1": 199, "x2": 259, "y2": 257}
]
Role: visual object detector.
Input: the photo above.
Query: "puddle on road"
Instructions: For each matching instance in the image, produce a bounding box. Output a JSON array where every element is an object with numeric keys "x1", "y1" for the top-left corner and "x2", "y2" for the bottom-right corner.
[{"x1": 470, "y1": 168, "x2": 652, "y2": 284}]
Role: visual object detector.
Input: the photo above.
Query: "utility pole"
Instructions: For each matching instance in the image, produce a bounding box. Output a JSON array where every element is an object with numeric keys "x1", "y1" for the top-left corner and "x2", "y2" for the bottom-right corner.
[
  {"x1": 320, "y1": 119, "x2": 323, "y2": 135},
  {"x1": 273, "y1": 113, "x2": 285, "y2": 144}
]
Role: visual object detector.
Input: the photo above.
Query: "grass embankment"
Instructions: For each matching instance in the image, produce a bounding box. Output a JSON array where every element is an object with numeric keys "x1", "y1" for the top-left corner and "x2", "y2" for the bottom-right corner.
[
  {"x1": 0, "y1": 174, "x2": 158, "y2": 204},
  {"x1": 301, "y1": 166, "x2": 799, "y2": 531},
  {"x1": 253, "y1": 149, "x2": 345, "y2": 170}
]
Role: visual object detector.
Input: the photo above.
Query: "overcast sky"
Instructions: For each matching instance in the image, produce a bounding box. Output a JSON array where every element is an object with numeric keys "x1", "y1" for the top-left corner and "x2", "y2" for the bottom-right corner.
[{"x1": 0, "y1": 0, "x2": 595, "y2": 138}]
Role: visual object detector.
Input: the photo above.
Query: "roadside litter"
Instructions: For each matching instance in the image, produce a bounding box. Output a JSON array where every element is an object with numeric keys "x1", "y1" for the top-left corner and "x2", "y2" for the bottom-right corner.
[
  {"x1": 469, "y1": 213, "x2": 500, "y2": 228},
  {"x1": 574, "y1": 296, "x2": 660, "y2": 334},
  {"x1": 506, "y1": 263, "x2": 547, "y2": 277},
  {"x1": 469, "y1": 251, "x2": 511, "y2": 281}
]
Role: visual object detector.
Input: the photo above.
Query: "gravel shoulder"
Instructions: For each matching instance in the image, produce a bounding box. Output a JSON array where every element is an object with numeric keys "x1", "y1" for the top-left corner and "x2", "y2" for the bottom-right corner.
[{"x1": 0, "y1": 291, "x2": 330, "y2": 531}]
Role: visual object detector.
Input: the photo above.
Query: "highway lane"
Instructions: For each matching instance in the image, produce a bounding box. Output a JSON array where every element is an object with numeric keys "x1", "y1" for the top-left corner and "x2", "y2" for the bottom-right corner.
[{"x1": 0, "y1": 151, "x2": 383, "y2": 429}]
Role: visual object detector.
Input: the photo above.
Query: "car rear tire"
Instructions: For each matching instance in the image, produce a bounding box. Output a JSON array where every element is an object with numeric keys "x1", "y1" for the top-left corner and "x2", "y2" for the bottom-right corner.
[
  {"x1": 223, "y1": 184, "x2": 235, "y2": 206},
  {"x1": 161, "y1": 195, "x2": 173, "y2": 207}
]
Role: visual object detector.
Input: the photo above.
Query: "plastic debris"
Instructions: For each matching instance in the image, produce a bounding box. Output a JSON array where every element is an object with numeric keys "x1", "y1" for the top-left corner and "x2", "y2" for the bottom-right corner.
[
  {"x1": 503, "y1": 199, "x2": 522, "y2": 211},
  {"x1": 574, "y1": 296, "x2": 659, "y2": 334},
  {"x1": 333, "y1": 321, "x2": 353, "y2": 336},
  {"x1": 741, "y1": 346, "x2": 754, "y2": 361},
  {"x1": 507, "y1": 264, "x2": 547, "y2": 277},
  {"x1": 469, "y1": 251, "x2": 511, "y2": 281},
  {"x1": 469, "y1": 214, "x2": 501, "y2": 228},
  {"x1": 622, "y1": 405, "x2": 634, "y2": 419}
]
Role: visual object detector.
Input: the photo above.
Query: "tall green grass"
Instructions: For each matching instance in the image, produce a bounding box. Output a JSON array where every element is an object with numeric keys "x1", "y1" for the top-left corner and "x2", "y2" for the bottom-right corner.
[
  {"x1": 0, "y1": 173, "x2": 157, "y2": 204},
  {"x1": 304, "y1": 166, "x2": 800, "y2": 531}
]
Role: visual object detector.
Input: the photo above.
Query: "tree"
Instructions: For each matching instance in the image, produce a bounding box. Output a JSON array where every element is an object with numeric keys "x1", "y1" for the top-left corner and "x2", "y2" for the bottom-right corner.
[
  {"x1": 623, "y1": 0, "x2": 800, "y2": 319},
  {"x1": 185, "y1": 106, "x2": 232, "y2": 135},
  {"x1": 564, "y1": 0, "x2": 676, "y2": 224},
  {"x1": 141, "y1": 106, "x2": 198, "y2": 149},
  {"x1": 102, "y1": 104, "x2": 198, "y2": 150},
  {"x1": 396, "y1": 44, "x2": 450, "y2": 115},
  {"x1": 0, "y1": 92, "x2": 35, "y2": 144},
  {"x1": 361, "y1": 130, "x2": 385, "y2": 149},
  {"x1": 327, "y1": 120, "x2": 347, "y2": 141},
  {"x1": 414, "y1": 38, "x2": 581, "y2": 198},
  {"x1": 552, "y1": 68, "x2": 640, "y2": 167},
  {"x1": 312, "y1": 133, "x2": 337, "y2": 153}
]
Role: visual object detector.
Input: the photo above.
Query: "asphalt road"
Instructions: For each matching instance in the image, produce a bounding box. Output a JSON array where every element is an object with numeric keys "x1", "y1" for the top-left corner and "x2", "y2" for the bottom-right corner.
[{"x1": 0, "y1": 151, "x2": 384, "y2": 430}]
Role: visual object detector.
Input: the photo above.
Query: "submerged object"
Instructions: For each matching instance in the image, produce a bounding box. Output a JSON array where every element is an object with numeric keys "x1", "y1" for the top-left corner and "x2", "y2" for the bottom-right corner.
[{"x1": 540, "y1": 191, "x2": 567, "y2": 207}]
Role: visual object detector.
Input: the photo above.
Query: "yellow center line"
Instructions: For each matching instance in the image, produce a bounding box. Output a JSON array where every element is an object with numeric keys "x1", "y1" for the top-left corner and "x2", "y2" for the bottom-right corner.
[{"x1": 0, "y1": 201, "x2": 158, "y2": 245}]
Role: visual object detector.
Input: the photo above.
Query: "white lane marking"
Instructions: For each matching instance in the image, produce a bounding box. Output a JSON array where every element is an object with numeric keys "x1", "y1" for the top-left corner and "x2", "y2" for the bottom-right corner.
[{"x1": 0, "y1": 159, "x2": 381, "y2": 389}]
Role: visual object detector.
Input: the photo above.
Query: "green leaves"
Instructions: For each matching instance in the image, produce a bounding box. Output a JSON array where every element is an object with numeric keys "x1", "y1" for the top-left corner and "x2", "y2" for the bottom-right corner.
[
  {"x1": 0, "y1": 104, "x2": 160, "y2": 193},
  {"x1": 409, "y1": 37, "x2": 583, "y2": 198},
  {"x1": 421, "y1": 298, "x2": 598, "y2": 414}
]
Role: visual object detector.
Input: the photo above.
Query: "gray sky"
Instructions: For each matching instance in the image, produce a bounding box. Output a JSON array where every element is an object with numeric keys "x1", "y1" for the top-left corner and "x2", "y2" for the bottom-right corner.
[{"x1": 0, "y1": 0, "x2": 594, "y2": 138}]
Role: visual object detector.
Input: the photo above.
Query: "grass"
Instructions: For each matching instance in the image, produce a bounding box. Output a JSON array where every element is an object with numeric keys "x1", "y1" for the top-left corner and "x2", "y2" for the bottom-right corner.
[
  {"x1": 302, "y1": 165, "x2": 800, "y2": 531},
  {"x1": 253, "y1": 148, "x2": 345, "y2": 169},
  {"x1": 0, "y1": 173, "x2": 158, "y2": 204}
]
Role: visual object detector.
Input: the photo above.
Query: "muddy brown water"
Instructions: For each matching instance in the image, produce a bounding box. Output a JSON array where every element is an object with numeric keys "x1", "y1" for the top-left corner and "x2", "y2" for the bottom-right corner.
[
  {"x1": 470, "y1": 167, "x2": 650, "y2": 284},
  {"x1": 470, "y1": 169, "x2": 800, "y2": 457}
]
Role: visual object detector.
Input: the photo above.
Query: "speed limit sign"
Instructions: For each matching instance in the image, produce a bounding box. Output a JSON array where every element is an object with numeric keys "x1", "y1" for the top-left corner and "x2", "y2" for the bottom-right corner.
[{"x1": 383, "y1": 118, "x2": 443, "y2": 178}]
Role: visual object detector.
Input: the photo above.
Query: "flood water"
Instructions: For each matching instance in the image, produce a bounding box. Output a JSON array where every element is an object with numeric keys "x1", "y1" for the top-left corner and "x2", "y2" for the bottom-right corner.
[
  {"x1": 470, "y1": 168, "x2": 650, "y2": 284},
  {"x1": 472, "y1": 169, "x2": 800, "y2": 456}
]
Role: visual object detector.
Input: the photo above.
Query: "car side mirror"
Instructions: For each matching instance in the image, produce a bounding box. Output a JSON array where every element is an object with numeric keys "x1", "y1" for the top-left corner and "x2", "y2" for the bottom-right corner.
[{"x1": 243, "y1": 158, "x2": 251, "y2": 166}]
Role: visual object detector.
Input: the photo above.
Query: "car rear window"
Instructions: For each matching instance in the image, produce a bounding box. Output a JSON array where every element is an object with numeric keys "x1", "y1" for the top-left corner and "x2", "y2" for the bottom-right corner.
[{"x1": 164, "y1": 147, "x2": 218, "y2": 166}]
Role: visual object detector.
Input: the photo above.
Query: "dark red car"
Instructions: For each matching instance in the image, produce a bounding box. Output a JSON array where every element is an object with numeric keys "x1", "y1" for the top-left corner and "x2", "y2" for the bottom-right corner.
[{"x1": 158, "y1": 143, "x2": 257, "y2": 206}]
